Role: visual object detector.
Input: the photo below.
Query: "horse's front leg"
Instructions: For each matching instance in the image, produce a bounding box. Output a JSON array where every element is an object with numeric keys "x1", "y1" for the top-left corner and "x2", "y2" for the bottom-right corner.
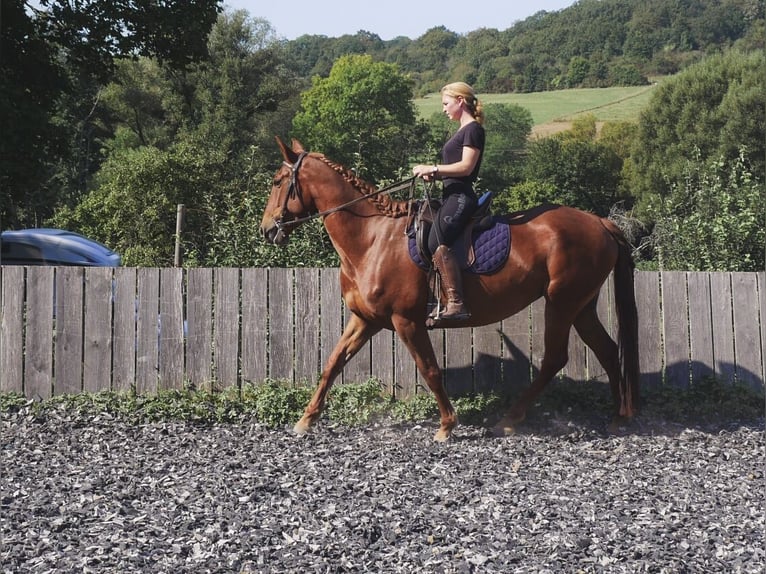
[
  {"x1": 393, "y1": 316, "x2": 457, "y2": 442},
  {"x1": 294, "y1": 313, "x2": 380, "y2": 435}
]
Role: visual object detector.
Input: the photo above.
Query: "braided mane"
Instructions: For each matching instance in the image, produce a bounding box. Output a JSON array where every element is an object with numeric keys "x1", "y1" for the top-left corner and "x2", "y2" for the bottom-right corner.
[{"x1": 316, "y1": 154, "x2": 411, "y2": 218}]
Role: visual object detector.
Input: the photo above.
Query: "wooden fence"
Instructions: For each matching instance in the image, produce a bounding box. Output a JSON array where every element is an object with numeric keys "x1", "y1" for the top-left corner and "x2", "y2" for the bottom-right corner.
[{"x1": 1, "y1": 267, "x2": 763, "y2": 399}]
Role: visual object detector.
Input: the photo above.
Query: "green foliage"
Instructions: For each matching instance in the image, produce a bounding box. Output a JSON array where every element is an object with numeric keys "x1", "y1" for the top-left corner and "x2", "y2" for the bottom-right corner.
[
  {"x1": 4, "y1": 376, "x2": 761, "y2": 430},
  {"x1": 521, "y1": 127, "x2": 625, "y2": 216},
  {"x1": 0, "y1": 392, "x2": 27, "y2": 412},
  {"x1": 291, "y1": 54, "x2": 426, "y2": 181},
  {"x1": 37, "y1": 0, "x2": 221, "y2": 77},
  {"x1": 50, "y1": 145, "x2": 212, "y2": 266},
  {"x1": 240, "y1": 381, "x2": 314, "y2": 428},
  {"x1": 5, "y1": 0, "x2": 764, "y2": 272},
  {"x1": 480, "y1": 103, "x2": 534, "y2": 192},
  {"x1": 631, "y1": 49, "x2": 766, "y2": 218},
  {"x1": 1, "y1": 0, "x2": 70, "y2": 228},
  {"x1": 497, "y1": 181, "x2": 560, "y2": 213},
  {"x1": 48, "y1": 12, "x2": 310, "y2": 267},
  {"x1": 389, "y1": 393, "x2": 439, "y2": 422},
  {"x1": 324, "y1": 379, "x2": 391, "y2": 426},
  {"x1": 453, "y1": 393, "x2": 504, "y2": 426},
  {"x1": 645, "y1": 147, "x2": 765, "y2": 271}
]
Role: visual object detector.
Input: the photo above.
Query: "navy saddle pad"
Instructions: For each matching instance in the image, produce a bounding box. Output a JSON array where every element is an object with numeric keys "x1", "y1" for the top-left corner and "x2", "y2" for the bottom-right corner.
[{"x1": 407, "y1": 216, "x2": 510, "y2": 275}]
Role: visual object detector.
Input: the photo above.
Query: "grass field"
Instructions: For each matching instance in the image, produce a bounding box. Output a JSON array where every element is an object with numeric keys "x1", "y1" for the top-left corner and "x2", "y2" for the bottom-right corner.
[{"x1": 414, "y1": 84, "x2": 658, "y2": 128}]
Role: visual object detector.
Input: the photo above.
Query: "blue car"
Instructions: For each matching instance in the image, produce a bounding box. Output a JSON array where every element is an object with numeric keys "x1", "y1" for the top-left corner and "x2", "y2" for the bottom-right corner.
[{"x1": 0, "y1": 228, "x2": 121, "y2": 267}]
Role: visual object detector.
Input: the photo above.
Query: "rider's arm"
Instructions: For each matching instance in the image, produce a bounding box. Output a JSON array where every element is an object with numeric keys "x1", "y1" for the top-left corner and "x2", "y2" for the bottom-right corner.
[{"x1": 413, "y1": 145, "x2": 480, "y2": 181}]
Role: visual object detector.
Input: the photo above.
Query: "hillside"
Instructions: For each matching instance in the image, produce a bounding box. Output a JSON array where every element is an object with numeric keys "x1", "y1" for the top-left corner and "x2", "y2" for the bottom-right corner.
[{"x1": 413, "y1": 84, "x2": 659, "y2": 134}]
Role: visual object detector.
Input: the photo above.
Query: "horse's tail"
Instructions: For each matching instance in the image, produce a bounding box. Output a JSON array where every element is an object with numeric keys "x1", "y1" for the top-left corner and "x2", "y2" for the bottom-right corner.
[{"x1": 604, "y1": 219, "x2": 640, "y2": 417}]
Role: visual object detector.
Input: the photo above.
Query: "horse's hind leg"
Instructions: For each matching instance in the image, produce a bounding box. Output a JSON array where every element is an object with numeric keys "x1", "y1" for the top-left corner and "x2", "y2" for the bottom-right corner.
[
  {"x1": 493, "y1": 302, "x2": 572, "y2": 436},
  {"x1": 571, "y1": 300, "x2": 624, "y2": 423},
  {"x1": 294, "y1": 313, "x2": 380, "y2": 435}
]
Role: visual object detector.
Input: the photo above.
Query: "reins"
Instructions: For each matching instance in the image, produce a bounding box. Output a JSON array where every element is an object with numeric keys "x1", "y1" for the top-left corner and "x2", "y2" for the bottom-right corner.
[{"x1": 274, "y1": 153, "x2": 418, "y2": 236}]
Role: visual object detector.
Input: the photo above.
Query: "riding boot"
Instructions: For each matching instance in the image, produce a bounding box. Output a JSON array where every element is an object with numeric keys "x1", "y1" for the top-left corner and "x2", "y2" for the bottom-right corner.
[{"x1": 431, "y1": 244, "x2": 471, "y2": 321}]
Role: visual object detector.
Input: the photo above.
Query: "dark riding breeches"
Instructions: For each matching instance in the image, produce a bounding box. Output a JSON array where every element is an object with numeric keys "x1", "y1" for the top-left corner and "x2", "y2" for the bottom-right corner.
[{"x1": 427, "y1": 191, "x2": 478, "y2": 256}]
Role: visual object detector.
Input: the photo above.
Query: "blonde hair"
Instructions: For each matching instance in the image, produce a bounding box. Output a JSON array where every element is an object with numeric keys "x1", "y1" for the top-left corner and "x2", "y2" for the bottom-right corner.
[{"x1": 441, "y1": 81, "x2": 484, "y2": 125}]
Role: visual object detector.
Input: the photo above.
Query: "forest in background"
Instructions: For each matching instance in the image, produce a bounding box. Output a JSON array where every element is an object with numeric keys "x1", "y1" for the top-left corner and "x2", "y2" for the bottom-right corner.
[{"x1": 1, "y1": 0, "x2": 764, "y2": 270}]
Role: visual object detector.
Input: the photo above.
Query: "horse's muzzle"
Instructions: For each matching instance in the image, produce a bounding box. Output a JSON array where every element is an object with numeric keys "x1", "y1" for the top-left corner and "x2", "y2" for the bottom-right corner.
[{"x1": 261, "y1": 220, "x2": 288, "y2": 246}]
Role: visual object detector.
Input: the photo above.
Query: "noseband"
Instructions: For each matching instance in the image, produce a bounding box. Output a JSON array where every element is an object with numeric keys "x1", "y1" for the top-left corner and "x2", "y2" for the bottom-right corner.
[{"x1": 273, "y1": 152, "x2": 310, "y2": 243}]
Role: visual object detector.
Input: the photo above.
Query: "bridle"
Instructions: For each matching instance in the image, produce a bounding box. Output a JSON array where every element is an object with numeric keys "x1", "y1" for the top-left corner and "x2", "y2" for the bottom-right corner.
[{"x1": 271, "y1": 152, "x2": 418, "y2": 243}]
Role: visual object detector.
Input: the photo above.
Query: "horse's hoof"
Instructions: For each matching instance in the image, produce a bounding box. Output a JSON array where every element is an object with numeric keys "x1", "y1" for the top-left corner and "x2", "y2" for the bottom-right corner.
[
  {"x1": 607, "y1": 416, "x2": 633, "y2": 435},
  {"x1": 293, "y1": 417, "x2": 313, "y2": 436},
  {"x1": 491, "y1": 413, "x2": 523, "y2": 437},
  {"x1": 433, "y1": 428, "x2": 452, "y2": 442},
  {"x1": 490, "y1": 423, "x2": 516, "y2": 437}
]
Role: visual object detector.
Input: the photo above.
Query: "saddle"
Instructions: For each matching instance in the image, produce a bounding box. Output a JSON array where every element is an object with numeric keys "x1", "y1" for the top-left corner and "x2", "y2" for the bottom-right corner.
[{"x1": 406, "y1": 192, "x2": 510, "y2": 275}]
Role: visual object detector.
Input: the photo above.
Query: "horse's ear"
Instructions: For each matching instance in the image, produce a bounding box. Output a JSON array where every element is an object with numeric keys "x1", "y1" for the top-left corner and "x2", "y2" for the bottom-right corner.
[
  {"x1": 290, "y1": 139, "x2": 306, "y2": 153},
  {"x1": 275, "y1": 135, "x2": 299, "y2": 163}
]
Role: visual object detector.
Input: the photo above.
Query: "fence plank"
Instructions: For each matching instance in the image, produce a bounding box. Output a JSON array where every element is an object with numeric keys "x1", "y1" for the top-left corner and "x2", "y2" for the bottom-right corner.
[
  {"x1": 501, "y1": 308, "x2": 531, "y2": 394},
  {"x1": 136, "y1": 268, "x2": 159, "y2": 394},
  {"x1": 295, "y1": 268, "x2": 320, "y2": 384},
  {"x1": 5, "y1": 268, "x2": 764, "y2": 398},
  {"x1": 158, "y1": 268, "x2": 184, "y2": 390},
  {"x1": 760, "y1": 272, "x2": 766, "y2": 385},
  {"x1": 241, "y1": 267, "x2": 266, "y2": 385},
  {"x1": 214, "y1": 268, "x2": 240, "y2": 388},
  {"x1": 474, "y1": 322, "x2": 503, "y2": 395},
  {"x1": 444, "y1": 326, "x2": 472, "y2": 397},
  {"x1": 731, "y1": 273, "x2": 763, "y2": 389},
  {"x1": 687, "y1": 272, "x2": 715, "y2": 384},
  {"x1": 25, "y1": 267, "x2": 55, "y2": 399},
  {"x1": 1, "y1": 267, "x2": 25, "y2": 393},
  {"x1": 268, "y1": 268, "x2": 293, "y2": 383},
  {"x1": 662, "y1": 271, "x2": 690, "y2": 387},
  {"x1": 635, "y1": 271, "x2": 662, "y2": 388},
  {"x1": 186, "y1": 268, "x2": 212, "y2": 388},
  {"x1": 55, "y1": 267, "x2": 84, "y2": 395},
  {"x1": 83, "y1": 267, "x2": 113, "y2": 393},
  {"x1": 112, "y1": 267, "x2": 136, "y2": 392},
  {"x1": 710, "y1": 273, "x2": 736, "y2": 383},
  {"x1": 565, "y1": 327, "x2": 588, "y2": 382},
  {"x1": 373, "y1": 329, "x2": 395, "y2": 396}
]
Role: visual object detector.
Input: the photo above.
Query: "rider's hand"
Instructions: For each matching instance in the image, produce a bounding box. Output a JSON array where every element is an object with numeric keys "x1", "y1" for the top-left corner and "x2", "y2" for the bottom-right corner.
[{"x1": 413, "y1": 164, "x2": 439, "y2": 181}]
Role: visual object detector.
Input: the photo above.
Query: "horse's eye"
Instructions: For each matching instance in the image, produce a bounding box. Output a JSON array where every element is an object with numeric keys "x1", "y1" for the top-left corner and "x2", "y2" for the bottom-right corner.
[{"x1": 273, "y1": 177, "x2": 283, "y2": 186}]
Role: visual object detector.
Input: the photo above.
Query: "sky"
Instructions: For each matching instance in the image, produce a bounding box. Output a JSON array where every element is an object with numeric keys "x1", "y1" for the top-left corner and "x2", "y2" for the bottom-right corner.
[{"x1": 222, "y1": 0, "x2": 578, "y2": 41}]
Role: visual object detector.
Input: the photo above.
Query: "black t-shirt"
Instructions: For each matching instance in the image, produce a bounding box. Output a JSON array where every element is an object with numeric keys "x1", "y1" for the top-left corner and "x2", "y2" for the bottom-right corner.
[{"x1": 440, "y1": 121, "x2": 485, "y2": 188}]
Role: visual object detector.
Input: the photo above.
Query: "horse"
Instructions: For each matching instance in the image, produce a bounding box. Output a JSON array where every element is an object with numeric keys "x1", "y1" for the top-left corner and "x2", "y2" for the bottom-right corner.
[{"x1": 260, "y1": 137, "x2": 640, "y2": 441}]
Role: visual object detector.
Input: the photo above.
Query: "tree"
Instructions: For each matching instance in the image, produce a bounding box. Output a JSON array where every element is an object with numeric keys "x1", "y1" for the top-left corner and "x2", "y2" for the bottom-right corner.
[
  {"x1": 50, "y1": 11, "x2": 306, "y2": 267},
  {"x1": 0, "y1": 0, "x2": 68, "y2": 226},
  {"x1": 33, "y1": 0, "x2": 221, "y2": 79},
  {"x1": 291, "y1": 54, "x2": 426, "y2": 182},
  {"x1": 518, "y1": 117, "x2": 625, "y2": 216},
  {"x1": 630, "y1": 49, "x2": 766, "y2": 217},
  {"x1": 479, "y1": 104, "x2": 533, "y2": 193},
  {"x1": 1, "y1": 0, "x2": 222, "y2": 229}
]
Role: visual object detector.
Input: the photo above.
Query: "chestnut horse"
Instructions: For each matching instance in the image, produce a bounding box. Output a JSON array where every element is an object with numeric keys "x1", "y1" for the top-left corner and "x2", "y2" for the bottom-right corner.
[{"x1": 260, "y1": 138, "x2": 639, "y2": 441}]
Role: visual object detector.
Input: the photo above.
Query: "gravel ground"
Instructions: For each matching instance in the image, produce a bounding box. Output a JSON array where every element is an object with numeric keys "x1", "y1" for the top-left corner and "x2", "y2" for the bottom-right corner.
[{"x1": 1, "y1": 408, "x2": 763, "y2": 574}]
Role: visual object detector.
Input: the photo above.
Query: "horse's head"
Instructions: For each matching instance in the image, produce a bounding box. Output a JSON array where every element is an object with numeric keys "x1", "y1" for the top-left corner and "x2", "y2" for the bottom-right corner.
[{"x1": 260, "y1": 137, "x2": 317, "y2": 246}]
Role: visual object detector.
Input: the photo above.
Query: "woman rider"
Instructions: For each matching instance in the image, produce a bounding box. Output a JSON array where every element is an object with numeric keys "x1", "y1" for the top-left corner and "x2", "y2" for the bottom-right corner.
[{"x1": 413, "y1": 81, "x2": 485, "y2": 323}]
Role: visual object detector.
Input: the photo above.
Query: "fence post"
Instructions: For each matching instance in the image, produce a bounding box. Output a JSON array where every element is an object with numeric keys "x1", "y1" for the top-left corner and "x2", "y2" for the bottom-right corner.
[{"x1": 174, "y1": 204, "x2": 185, "y2": 268}]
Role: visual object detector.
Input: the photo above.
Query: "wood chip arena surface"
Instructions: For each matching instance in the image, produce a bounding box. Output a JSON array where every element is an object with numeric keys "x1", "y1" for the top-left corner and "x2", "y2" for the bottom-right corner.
[{"x1": 1, "y1": 408, "x2": 763, "y2": 573}]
